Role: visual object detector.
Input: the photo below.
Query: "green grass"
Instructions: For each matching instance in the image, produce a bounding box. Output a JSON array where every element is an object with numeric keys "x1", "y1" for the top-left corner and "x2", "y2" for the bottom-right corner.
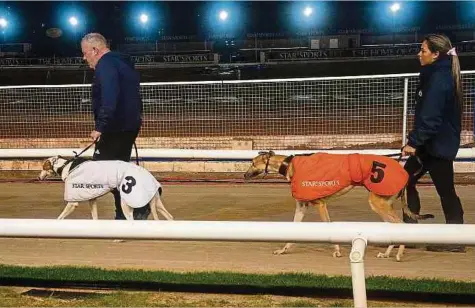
[
  {"x1": 0, "y1": 288, "x2": 428, "y2": 307},
  {"x1": 0, "y1": 264, "x2": 474, "y2": 296}
]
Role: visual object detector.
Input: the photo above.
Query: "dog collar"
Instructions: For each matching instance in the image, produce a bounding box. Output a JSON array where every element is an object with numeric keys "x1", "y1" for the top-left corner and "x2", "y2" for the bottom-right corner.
[
  {"x1": 69, "y1": 157, "x2": 89, "y2": 171},
  {"x1": 56, "y1": 162, "x2": 71, "y2": 178},
  {"x1": 56, "y1": 157, "x2": 89, "y2": 177},
  {"x1": 278, "y1": 155, "x2": 294, "y2": 177}
]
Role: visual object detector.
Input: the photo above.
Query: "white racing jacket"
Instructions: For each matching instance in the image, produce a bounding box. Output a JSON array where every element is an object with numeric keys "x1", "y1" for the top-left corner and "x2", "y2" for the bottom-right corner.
[{"x1": 64, "y1": 160, "x2": 160, "y2": 208}]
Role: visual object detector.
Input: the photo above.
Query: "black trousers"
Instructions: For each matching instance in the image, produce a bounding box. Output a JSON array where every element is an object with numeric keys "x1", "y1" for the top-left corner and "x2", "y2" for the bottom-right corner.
[
  {"x1": 404, "y1": 153, "x2": 464, "y2": 224},
  {"x1": 92, "y1": 130, "x2": 151, "y2": 220}
]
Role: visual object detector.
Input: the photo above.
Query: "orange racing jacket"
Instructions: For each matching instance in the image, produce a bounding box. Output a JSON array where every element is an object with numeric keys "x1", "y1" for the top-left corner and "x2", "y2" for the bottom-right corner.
[{"x1": 290, "y1": 153, "x2": 408, "y2": 202}]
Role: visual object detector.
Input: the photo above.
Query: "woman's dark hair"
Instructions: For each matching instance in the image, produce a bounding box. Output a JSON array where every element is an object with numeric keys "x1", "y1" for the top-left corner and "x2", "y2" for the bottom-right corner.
[{"x1": 424, "y1": 34, "x2": 463, "y2": 107}]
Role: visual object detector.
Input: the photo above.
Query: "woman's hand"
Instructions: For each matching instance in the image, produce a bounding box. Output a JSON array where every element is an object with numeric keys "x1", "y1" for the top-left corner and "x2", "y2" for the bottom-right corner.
[{"x1": 402, "y1": 145, "x2": 416, "y2": 157}]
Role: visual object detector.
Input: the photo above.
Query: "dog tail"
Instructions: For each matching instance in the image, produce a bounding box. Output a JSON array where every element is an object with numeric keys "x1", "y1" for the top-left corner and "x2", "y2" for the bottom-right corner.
[{"x1": 400, "y1": 188, "x2": 435, "y2": 220}]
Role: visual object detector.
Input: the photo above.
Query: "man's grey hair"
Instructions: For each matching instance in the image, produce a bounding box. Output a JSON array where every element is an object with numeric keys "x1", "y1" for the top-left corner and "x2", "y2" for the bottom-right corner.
[{"x1": 81, "y1": 33, "x2": 108, "y2": 48}]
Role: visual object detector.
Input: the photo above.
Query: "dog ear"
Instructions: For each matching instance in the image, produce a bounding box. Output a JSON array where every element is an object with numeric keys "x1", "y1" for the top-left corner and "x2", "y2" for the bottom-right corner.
[
  {"x1": 268, "y1": 150, "x2": 275, "y2": 156},
  {"x1": 258, "y1": 151, "x2": 268, "y2": 156}
]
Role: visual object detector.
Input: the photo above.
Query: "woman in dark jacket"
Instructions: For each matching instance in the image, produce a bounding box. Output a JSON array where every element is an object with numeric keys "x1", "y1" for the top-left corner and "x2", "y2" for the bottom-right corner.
[{"x1": 402, "y1": 34, "x2": 465, "y2": 252}]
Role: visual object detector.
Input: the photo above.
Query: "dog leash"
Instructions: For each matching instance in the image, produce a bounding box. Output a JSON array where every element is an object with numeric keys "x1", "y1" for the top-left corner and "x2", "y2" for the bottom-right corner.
[
  {"x1": 58, "y1": 140, "x2": 97, "y2": 163},
  {"x1": 72, "y1": 140, "x2": 139, "y2": 165},
  {"x1": 383, "y1": 151, "x2": 425, "y2": 178},
  {"x1": 54, "y1": 138, "x2": 141, "y2": 179},
  {"x1": 133, "y1": 142, "x2": 140, "y2": 166},
  {"x1": 383, "y1": 152, "x2": 403, "y2": 161},
  {"x1": 65, "y1": 140, "x2": 139, "y2": 165},
  {"x1": 72, "y1": 140, "x2": 97, "y2": 159},
  {"x1": 56, "y1": 140, "x2": 97, "y2": 176}
]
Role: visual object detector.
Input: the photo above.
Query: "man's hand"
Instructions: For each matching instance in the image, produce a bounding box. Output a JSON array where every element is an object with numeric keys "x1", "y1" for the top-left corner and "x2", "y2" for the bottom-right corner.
[
  {"x1": 90, "y1": 130, "x2": 102, "y2": 141},
  {"x1": 401, "y1": 144, "x2": 416, "y2": 157}
]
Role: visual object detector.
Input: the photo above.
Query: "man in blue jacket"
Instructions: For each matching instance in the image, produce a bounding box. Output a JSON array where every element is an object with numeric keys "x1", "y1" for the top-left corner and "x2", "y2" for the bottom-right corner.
[{"x1": 80, "y1": 32, "x2": 150, "y2": 220}]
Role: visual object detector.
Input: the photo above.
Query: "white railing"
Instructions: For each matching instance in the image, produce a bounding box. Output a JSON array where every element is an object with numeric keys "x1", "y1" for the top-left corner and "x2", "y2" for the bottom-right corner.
[
  {"x1": 0, "y1": 71, "x2": 474, "y2": 151},
  {"x1": 1, "y1": 148, "x2": 475, "y2": 159},
  {"x1": 0, "y1": 219, "x2": 474, "y2": 308}
]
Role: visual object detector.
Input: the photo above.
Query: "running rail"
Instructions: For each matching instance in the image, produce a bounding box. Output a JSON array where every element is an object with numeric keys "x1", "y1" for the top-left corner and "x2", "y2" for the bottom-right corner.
[
  {"x1": 0, "y1": 148, "x2": 475, "y2": 159},
  {"x1": 0, "y1": 219, "x2": 474, "y2": 308}
]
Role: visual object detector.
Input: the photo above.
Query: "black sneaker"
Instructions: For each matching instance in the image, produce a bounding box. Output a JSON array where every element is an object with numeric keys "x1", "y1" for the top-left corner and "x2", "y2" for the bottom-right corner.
[{"x1": 426, "y1": 245, "x2": 466, "y2": 253}]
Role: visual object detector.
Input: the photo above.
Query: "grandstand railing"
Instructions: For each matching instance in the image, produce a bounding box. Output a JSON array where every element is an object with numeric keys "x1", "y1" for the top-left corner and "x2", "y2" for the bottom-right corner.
[
  {"x1": 2, "y1": 41, "x2": 474, "y2": 67},
  {"x1": 0, "y1": 71, "x2": 474, "y2": 154},
  {"x1": 0, "y1": 53, "x2": 218, "y2": 67}
]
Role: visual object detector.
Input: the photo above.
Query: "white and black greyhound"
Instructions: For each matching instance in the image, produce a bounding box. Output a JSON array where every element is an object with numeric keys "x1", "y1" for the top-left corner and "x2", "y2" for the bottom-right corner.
[{"x1": 38, "y1": 156, "x2": 174, "y2": 221}]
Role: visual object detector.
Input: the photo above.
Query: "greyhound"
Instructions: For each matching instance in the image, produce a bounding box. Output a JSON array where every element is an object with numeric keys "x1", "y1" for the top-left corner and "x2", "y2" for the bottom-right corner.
[
  {"x1": 38, "y1": 156, "x2": 174, "y2": 222},
  {"x1": 244, "y1": 151, "x2": 434, "y2": 261}
]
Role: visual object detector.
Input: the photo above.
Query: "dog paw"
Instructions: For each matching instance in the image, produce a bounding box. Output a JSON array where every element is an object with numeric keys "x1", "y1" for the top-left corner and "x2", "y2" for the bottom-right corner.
[
  {"x1": 396, "y1": 255, "x2": 402, "y2": 262},
  {"x1": 332, "y1": 251, "x2": 342, "y2": 258},
  {"x1": 376, "y1": 252, "x2": 389, "y2": 259},
  {"x1": 273, "y1": 249, "x2": 287, "y2": 255},
  {"x1": 113, "y1": 239, "x2": 126, "y2": 243}
]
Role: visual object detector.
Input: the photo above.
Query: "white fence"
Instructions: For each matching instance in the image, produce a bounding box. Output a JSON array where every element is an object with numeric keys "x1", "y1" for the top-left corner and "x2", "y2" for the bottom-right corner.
[
  {"x1": 1, "y1": 147, "x2": 475, "y2": 159},
  {"x1": 0, "y1": 71, "x2": 474, "y2": 151},
  {"x1": 0, "y1": 219, "x2": 474, "y2": 308}
]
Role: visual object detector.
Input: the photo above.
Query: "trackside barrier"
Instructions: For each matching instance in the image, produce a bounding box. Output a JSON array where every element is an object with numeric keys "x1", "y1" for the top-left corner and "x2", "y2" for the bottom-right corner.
[
  {"x1": 0, "y1": 148, "x2": 475, "y2": 159},
  {"x1": 0, "y1": 219, "x2": 474, "y2": 307}
]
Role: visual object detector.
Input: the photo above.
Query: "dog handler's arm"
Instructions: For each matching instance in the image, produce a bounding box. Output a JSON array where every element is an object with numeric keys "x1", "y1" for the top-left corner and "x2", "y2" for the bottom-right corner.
[
  {"x1": 406, "y1": 72, "x2": 447, "y2": 149},
  {"x1": 94, "y1": 58, "x2": 120, "y2": 134},
  {"x1": 90, "y1": 130, "x2": 101, "y2": 141}
]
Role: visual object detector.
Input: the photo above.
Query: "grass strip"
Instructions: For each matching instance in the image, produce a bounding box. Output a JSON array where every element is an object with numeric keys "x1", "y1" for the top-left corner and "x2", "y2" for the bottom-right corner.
[{"x1": 0, "y1": 264, "x2": 474, "y2": 303}]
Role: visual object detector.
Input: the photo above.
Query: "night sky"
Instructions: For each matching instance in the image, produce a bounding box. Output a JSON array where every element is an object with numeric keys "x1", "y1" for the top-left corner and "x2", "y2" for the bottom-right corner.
[{"x1": 0, "y1": 1, "x2": 470, "y2": 43}]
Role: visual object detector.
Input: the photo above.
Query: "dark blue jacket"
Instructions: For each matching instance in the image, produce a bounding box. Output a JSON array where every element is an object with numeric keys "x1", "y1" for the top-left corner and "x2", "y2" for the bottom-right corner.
[
  {"x1": 92, "y1": 52, "x2": 142, "y2": 133},
  {"x1": 407, "y1": 58, "x2": 461, "y2": 160}
]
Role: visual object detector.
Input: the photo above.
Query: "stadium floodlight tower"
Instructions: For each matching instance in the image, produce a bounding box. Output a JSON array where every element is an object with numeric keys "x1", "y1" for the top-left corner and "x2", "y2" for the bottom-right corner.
[
  {"x1": 390, "y1": 2, "x2": 401, "y2": 13},
  {"x1": 68, "y1": 16, "x2": 78, "y2": 27},
  {"x1": 389, "y1": 3, "x2": 400, "y2": 45},
  {"x1": 140, "y1": 13, "x2": 149, "y2": 24},
  {"x1": 0, "y1": 17, "x2": 8, "y2": 29},
  {"x1": 68, "y1": 16, "x2": 80, "y2": 48},
  {"x1": 303, "y1": 6, "x2": 313, "y2": 17},
  {"x1": 219, "y1": 10, "x2": 228, "y2": 21}
]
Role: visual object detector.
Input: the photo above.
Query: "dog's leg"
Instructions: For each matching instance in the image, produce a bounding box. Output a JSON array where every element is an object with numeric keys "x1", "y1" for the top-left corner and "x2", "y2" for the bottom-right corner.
[
  {"x1": 315, "y1": 200, "x2": 341, "y2": 258},
  {"x1": 384, "y1": 198, "x2": 406, "y2": 262},
  {"x1": 57, "y1": 202, "x2": 78, "y2": 219},
  {"x1": 121, "y1": 201, "x2": 134, "y2": 221},
  {"x1": 89, "y1": 199, "x2": 98, "y2": 220},
  {"x1": 369, "y1": 193, "x2": 405, "y2": 261},
  {"x1": 314, "y1": 186, "x2": 354, "y2": 258},
  {"x1": 112, "y1": 201, "x2": 134, "y2": 244},
  {"x1": 369, "y1": 193, "x2": 396, "y2": 259},
  {"x1": 154, "y1": 195, "x2": 174, "y2": 220},
  {"x1": 274, "y1": 201, "x2": 308, "y2": 255},
  {"x1": 150, "y1": 196, "x2": 160, "y2": 221}
]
